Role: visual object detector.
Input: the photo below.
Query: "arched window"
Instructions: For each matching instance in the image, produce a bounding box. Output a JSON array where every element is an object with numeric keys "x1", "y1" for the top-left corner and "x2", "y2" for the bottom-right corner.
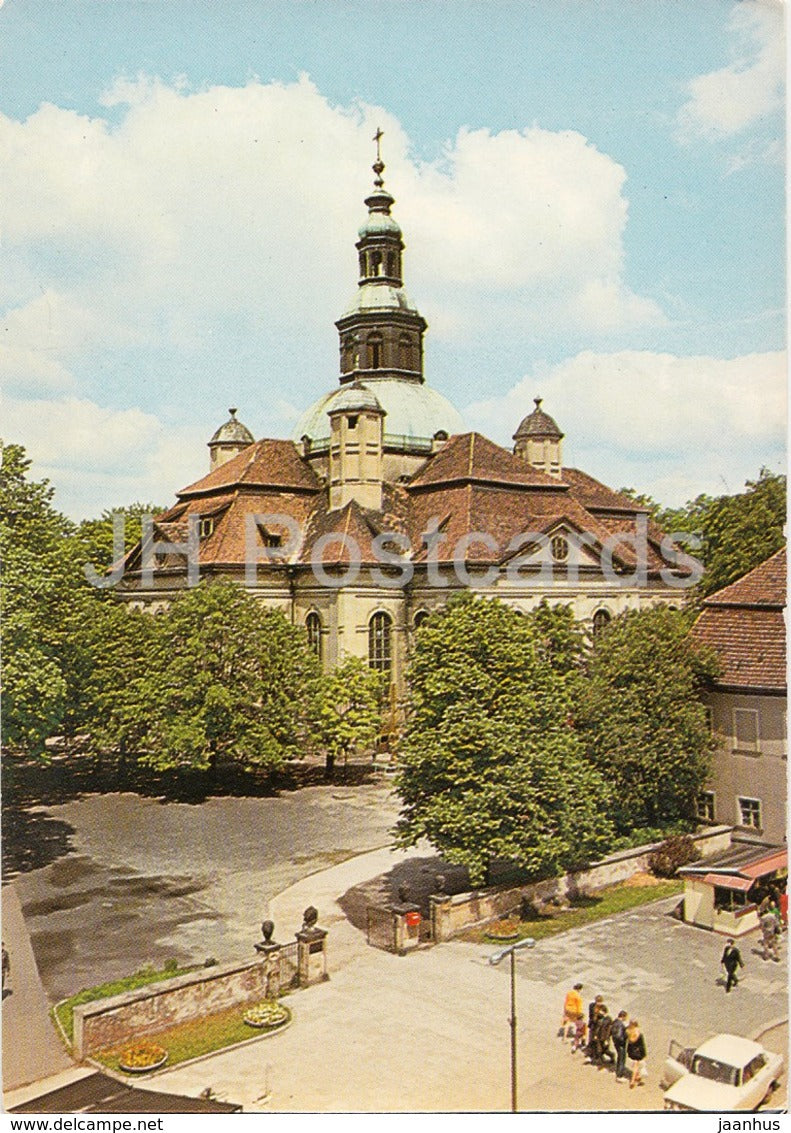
[
  {"x1": 413, "y1": 610, "x2": 429, "y2": 631},
  {"x1": 306, "y1": 612, "x2": 322, "y2": 661},
  {"x1": 398, "y1": 333, "x2": 412, "y2": 368},
  {"x1": 387, "y1": 251, "x2": 396, "y2": 276},
  {"x1": 592, "y1": 609, "x2": 612, "y2": 638},
  {"x1": 369, "y1": 611, "x2": 392, "y2": 673},
  {"x1": 368, "y1": 333, "x2": 383, "y2": 369}
]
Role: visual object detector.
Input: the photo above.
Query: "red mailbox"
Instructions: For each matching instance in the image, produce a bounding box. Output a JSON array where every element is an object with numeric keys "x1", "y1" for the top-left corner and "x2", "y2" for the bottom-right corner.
[{"x1": 405, "y1": 911, "x2": 421, "y2": 927}]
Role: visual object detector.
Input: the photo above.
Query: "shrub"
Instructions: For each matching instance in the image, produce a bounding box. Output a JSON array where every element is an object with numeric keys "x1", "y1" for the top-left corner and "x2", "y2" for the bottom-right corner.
[{"x1": 648, "y1": 834, "x2": 697, "y2": 878}]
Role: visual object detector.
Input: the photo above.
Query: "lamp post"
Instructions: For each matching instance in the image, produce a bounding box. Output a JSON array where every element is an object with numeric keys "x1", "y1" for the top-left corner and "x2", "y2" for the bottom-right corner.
[{"x1": 488, "y1": 937, "x2": 536, "y2": 1113}]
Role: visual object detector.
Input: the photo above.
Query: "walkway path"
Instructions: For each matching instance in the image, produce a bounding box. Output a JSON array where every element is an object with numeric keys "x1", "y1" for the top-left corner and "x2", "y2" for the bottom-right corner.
[{"x1": 1, "y1": 883, "x2": 73, "y2": 1092}]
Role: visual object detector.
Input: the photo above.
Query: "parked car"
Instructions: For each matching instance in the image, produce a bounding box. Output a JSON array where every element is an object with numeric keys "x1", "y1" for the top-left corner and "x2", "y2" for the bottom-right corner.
[{"x1": 662, "y1": 1033, "x2": 783, "y2": 1112}]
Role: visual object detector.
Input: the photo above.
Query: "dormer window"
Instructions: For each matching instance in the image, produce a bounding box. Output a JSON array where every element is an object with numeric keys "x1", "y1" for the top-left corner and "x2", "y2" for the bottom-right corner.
[
  {"x1": 199, "y1": 518, "x2": 215, "y2": 539},
  {"x1": 257, "y1": 525, "x2": 283, "y2": 549}
]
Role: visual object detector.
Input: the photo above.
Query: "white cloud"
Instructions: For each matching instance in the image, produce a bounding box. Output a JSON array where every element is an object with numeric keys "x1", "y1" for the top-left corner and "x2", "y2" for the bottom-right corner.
[
  {"x1": 0, "y1": 75, "x2": 662, "y2": 364},
  {"x1": 0, "y1": 392, "x2": 206, "y2": 517},
  {"x1": 465, "y1": 349, "x2": 787, "y2": 504},
  {"x1": 677, "y1": 1, "x2": 785, "y2": 143}
]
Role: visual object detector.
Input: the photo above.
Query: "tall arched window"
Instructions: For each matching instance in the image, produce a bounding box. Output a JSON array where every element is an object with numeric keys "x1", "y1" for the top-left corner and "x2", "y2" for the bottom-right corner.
[
  {"x1": 369, "y1": 611, "x2": 392, "y2": 673},
  {"x1": 413, "y1": 609, "x2": 429, "y2": 631},
  {"x1": 306, "y1": 611, "x2": 322, "y2": 661},
  {"x1": 368, "y1": 333, "x2": 383, "y2": 369},
  {"x1": 592, "y1": 609, "x2": 612, "y2": 638}
]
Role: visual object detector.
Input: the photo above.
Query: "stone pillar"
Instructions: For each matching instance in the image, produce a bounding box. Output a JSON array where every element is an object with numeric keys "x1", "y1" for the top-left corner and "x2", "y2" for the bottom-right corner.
[
  {"x1": 254, "y1": 920, "x2": 282, "y2": 999},
  {"x1": 430, "y1": 875, "x2": 452, "y2": 943},
  {"x1": 295, "y1": 906, "x2": 328, "y2": 986}
]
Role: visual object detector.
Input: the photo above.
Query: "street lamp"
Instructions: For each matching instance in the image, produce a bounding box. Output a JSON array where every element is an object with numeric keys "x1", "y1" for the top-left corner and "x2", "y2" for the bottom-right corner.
[{"x1": 488, "y1": 936, "x2": 536, "y2": 1113}]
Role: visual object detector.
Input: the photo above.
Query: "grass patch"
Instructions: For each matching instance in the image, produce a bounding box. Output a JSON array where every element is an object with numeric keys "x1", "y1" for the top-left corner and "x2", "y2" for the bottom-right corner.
[
  {"x1": 54, "y1": 962, "x2": 200, "y2": 1044},
  {"x1": 468, "y1": 879, "x2": 683, "y2": 944},
  {"x1": 94, "y1": 1001, "x2": 291, "y2": 1073}
]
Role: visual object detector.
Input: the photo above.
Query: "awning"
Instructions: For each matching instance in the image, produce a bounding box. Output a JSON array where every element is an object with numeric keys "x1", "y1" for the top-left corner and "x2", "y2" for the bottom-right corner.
[
  {"x1": 702, "y1": 873, "x2": 753, "y2": 892},
  {"x1": 740, "y1": 850, "x2": 787, "y2": 879}
]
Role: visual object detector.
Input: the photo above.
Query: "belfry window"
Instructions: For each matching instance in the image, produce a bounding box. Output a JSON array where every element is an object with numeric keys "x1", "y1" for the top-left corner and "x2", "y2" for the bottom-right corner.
[
  {"x1": 306, "y1": 611, "x2": 323, "y2": 661},
  {"x1": 369, "y1": 250, "x2": 383, "y2": 276},
  {"x1": 369, "y1": 611, "x2": 392, "y2": 673},
  {"x1": 398, "y1": 334, "x2": 411, "y2": 368},
  {"x1": 368, "y1": 334, "x2": 383, "y2": 369},
  {"x1": 387, "y1": 251, "x2": 396, "y2": 276}
]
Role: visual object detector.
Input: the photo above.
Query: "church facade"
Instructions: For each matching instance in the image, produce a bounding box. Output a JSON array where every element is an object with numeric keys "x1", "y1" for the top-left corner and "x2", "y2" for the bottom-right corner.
[{"x1": 118, "y1": 153, "x2": 693, "y2": 697}]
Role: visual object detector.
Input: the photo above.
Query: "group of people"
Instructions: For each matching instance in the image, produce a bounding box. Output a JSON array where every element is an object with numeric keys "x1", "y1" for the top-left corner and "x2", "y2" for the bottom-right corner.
[{"x1": 560, "y1": 983, "x2": 647, "y2": 1088}]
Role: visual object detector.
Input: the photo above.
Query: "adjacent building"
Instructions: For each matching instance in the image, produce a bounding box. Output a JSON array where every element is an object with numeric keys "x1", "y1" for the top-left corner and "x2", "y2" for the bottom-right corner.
[{"x1": 689, "y1": 547, "x2": 787, "y2": 844}]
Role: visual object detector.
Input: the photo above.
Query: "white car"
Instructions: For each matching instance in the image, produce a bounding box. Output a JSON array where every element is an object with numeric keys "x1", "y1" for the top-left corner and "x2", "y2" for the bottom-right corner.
[{"x1": 663, "y1": 1033, "x2": 783, "y2": 1112}]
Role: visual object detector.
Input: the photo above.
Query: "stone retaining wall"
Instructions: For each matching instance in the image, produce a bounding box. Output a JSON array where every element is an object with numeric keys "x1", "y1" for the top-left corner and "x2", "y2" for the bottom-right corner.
[
  {"x1": 73, "y1": 958, "x2": 271, "y2": 1060},
  {"x1": 430, "y1": 825, "x2": 733, "y2": 942}
]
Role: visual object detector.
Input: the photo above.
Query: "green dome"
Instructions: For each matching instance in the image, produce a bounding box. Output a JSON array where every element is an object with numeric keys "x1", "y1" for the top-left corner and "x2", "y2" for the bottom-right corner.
[
  {"x1": 293, "y1": 379, "x2": 464, "y2": 454},
  {"x1": 358, "y1": 213, "x2": 402, "y2": 239}
]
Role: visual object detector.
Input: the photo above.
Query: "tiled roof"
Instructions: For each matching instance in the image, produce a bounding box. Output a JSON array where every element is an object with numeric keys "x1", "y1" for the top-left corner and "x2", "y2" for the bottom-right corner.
[
  {"x1": 704, "y1": 547, "x2": 786, "y2": 608},
  {"x1": 409, "y1": 432, "x2": 565, "y2": 490},
  {"x1": 560, "y1": 468, "x2": 644, "y2": 513},
  {"x1": 123, "y1": 430, "x2": 678, "y2": 583},
  {"x1": 689, "y1": 549, "x2": 787, "y2": 692},
  {"x1": 179, "y1": 438, "x2": 321, "y2": 496}
]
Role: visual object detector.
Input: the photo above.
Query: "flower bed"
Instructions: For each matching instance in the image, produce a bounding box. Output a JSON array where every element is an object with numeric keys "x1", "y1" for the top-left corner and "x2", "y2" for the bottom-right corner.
[
  {"x1": 117, "y1": 1039, "x2": 168, "y2": 1073},
  {"x1": 484, "y1": 917, "x2": 521, "y2": 941},
  {"x1": 242, "y1": 1000, "x2": 290, "y2": 1029}
]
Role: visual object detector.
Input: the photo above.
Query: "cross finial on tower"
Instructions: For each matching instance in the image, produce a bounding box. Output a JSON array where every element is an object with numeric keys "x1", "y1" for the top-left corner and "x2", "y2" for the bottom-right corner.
[{"x1": 372, "y1": 127, "x2": 385, "y2": 187}]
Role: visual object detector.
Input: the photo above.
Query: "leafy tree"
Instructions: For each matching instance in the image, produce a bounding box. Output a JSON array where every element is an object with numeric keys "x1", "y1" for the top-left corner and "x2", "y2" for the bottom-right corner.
[
  {"x1": 395, "y1": 595, "x2": 613, "y2": 887},
  {"x1": 576, "y1": 606, "x2": 718, "y2": 834},
  {"x1": 144, "y1": 580, "x2": 321, "y2": 774},
  {"x1": 619, "y1": 470, "x2": 786, "y2": 597},
  {"x1": 77, "y1": 601, "x2": 165, "y2": 770},
  {"x1": 694, "y1": 469, "x2": 786, "y2": 596},
  {"x1": 0, "y1": 444, "x2": 93, "y2": 753},
  {"x1": 76, "y1": 503, "x2": 166, "y2": 575},
  {"x1": 318, "y1": 657, "x2": 384, "y2": 780}
]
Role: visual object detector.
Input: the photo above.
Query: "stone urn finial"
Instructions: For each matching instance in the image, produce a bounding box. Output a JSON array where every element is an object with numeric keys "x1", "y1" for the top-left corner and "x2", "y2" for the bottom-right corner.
[
  {"x1": 261, "y1": 920, "x2": 274, "y2": 943},
  {"x1": 435, "y1": 874, "x2": 446, "y2": 895},
  {"x1": 397, "y1": 883, "x2": 410, "y2": 904},
  {"x1": 302, "y1": 905, "x2": 318, "y2": 931}
]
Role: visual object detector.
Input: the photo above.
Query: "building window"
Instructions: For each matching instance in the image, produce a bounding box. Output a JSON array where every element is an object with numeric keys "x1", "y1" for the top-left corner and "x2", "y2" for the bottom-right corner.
[
  {"x1": 704, "y1": 705, "x2": 714, "y2": 733},
  {"x1": 413, "y1": 610, "x2": 429, "y2": 631},
  {"x1": 306, "y1": 612, "x2": 322, "y2": 661},
  {"x1": 738, "y1": 796, "x2": 762, "y2": 830},
  {"x1": 551, "y1": 534, "x2": 569, "y2": 562},
  {"x1": 347, "y1": 415, "x2": 358, "y2": 430},
  {"x1": 368, "y1": 334, "x2": 383, "y2": 369},
  {"x1": 696, "y1": 791, "x2": 715, "y2": 823},
  {"x1": 198, "y1": 517, "x2": 215, "y2": 538},
  {"x1": 369, "y1": 611, "x2": 392, "y2": 673},
  {"x1": 592, "y1": 609, "x2": 611, "y2": 638},
  {"x1": 257, "y1": 526, "x2": 282, "y2": 548},
  {"x1": 733, "y1": 708, "x2": 759, "y2": 753},
  {"x1": 387, "y1": 251, "x2": 396, "y2": 276},
  {"x1": 714, "y1": 885, "x2": 748, "y2": 912}
]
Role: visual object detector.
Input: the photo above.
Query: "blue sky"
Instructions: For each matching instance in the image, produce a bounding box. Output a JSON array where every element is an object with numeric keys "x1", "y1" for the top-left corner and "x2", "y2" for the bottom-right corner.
[{"x1": 0, "y1": 0, "x2": 785, "y2": 517}]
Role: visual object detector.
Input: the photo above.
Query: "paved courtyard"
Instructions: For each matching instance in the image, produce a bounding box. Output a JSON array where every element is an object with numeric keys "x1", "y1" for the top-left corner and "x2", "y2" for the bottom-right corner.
[
  {"x1": 145, "y1": 851, "x2": 787, "y2": 1113},
  {"x1": 2, "y1": 785, "x2": 787, "y2": 1113}
]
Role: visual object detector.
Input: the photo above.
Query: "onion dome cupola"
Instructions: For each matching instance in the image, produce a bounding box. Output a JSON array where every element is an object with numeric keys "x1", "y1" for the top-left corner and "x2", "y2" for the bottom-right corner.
[
  {"x1": 335, "y1": 129, "x2": 427, "y2": 387},
  {"x1": 513, "y1": 397, "x2": 564, "y2": 478},
  {"x1": 208, "y1": 407, "x2": 255, "y2": 471}
]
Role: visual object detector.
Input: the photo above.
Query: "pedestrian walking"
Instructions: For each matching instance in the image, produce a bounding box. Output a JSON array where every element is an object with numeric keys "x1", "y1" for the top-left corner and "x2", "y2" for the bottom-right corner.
[
  {"x1": 611, "y1": 1010, "x2": 629, "y2": 1081},
  {"x1": 585, "y1": 995, "x2": 604, "y2": 1062},
  {"x1": 571, "y1": 1015, "x2": 588, "y2": 1053},
  {"x1": 2, "y1": 942, "x2": 10, "y2": 993},
  {"x1": 560, "y1": 982, "x2": 584, "y2": 1041},
  {"x1": 626, "y1": 1020, "x2": 647, "y2": 1088},
  {"x1": 761, "y1": 907, "x2": 780, "y2": 961},
  {"x1": 721, "y1": 937, "x2": 744, "y2": 991},
  {"x1": 595, "y1": 1006, "x2": 615, "y2": 1070}
]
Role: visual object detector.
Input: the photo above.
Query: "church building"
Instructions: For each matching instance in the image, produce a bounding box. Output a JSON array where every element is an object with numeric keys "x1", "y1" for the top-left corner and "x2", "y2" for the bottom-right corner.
[{"x1": 118, "y1": 148, "x2": 690, "y2": 697}]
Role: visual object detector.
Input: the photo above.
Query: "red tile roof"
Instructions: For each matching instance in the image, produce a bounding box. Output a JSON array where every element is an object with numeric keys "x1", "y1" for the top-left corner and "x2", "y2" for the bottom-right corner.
[
  {"x1": 409, "y1": 432, "x2": 565, "y2": 491},
  {"x1": 179, "y1": 438, "x2": 321, "y2": 496},
  {"x1": 704, "y1": 547, "x2": 786, "y2": 608},
  {"x1": 689, "y1": 549, "x2": 787, "y2": 692}
]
